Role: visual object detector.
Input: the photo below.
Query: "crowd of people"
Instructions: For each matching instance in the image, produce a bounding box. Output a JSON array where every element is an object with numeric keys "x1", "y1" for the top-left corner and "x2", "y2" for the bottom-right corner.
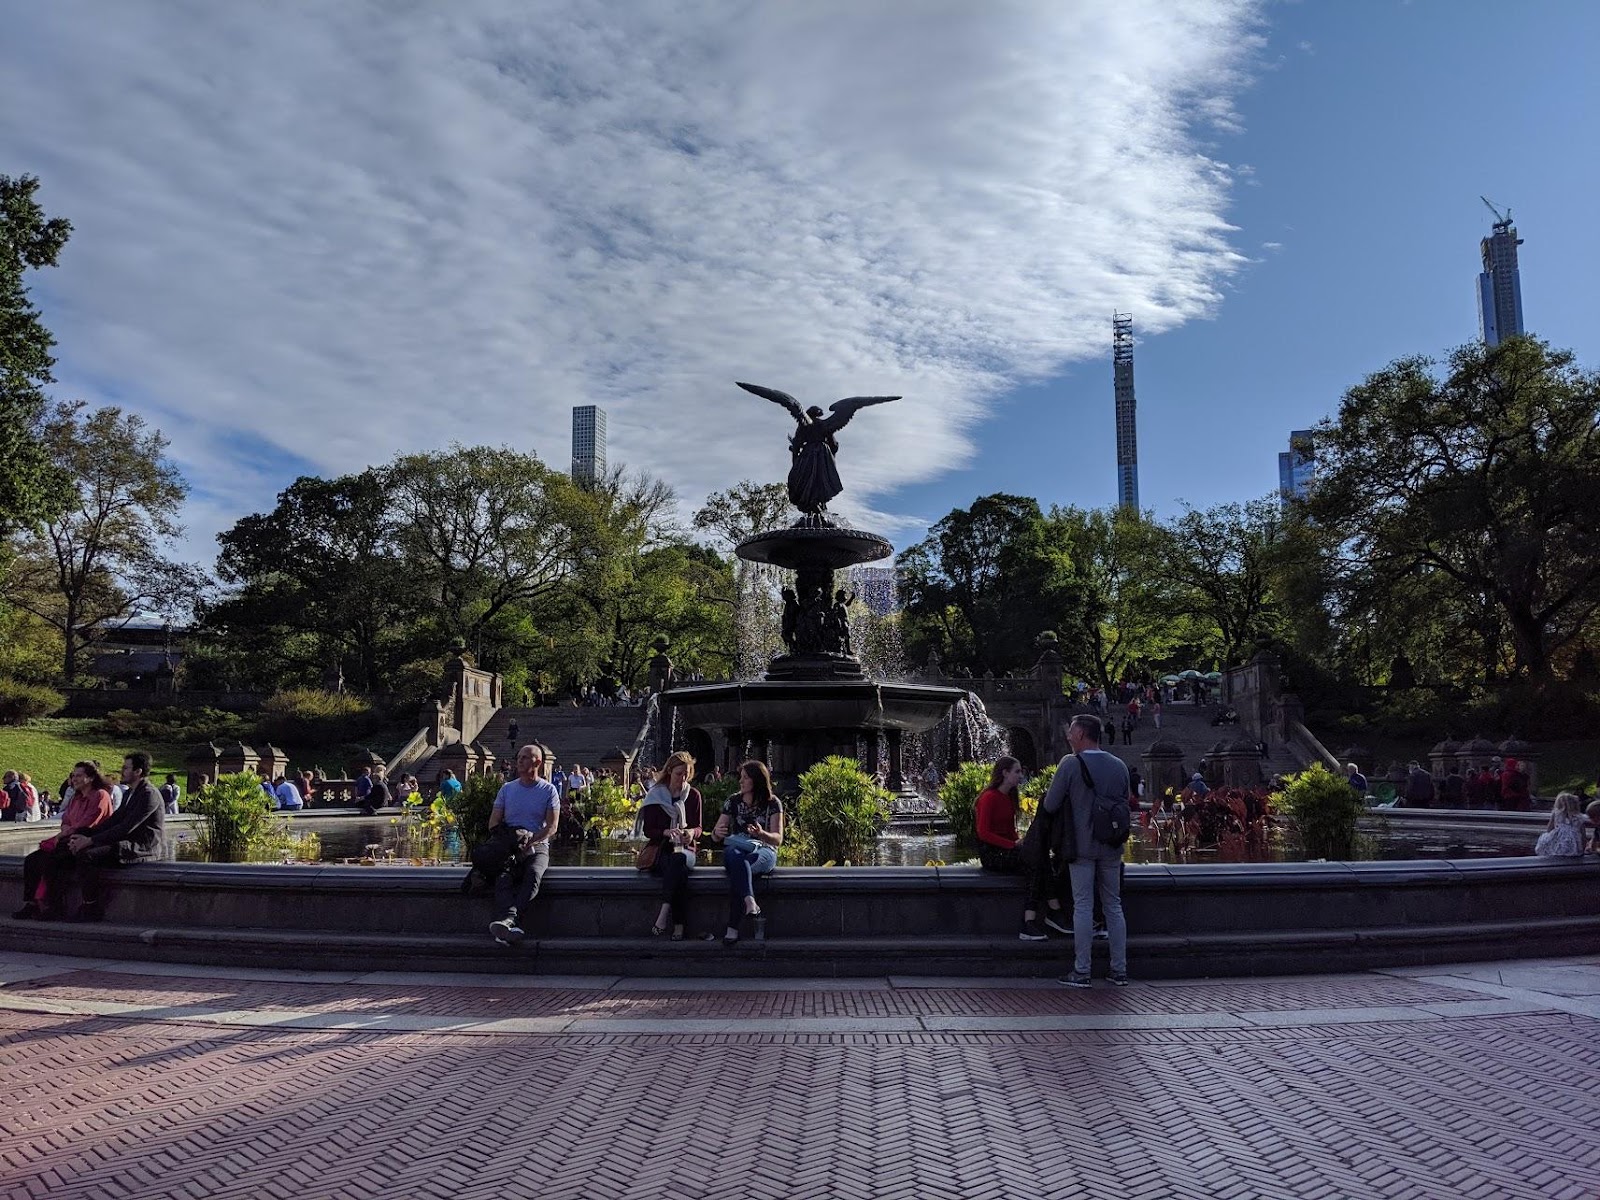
[{"x1": 6, "y1": 718, "x2": 1595, "y2": 982}]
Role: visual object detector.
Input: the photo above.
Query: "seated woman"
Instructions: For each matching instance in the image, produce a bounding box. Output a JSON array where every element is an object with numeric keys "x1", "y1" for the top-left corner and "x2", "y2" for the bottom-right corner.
[
  {"x1": 710, "y1": 760, "x2": 783, "y2": 946},
  {"x1": 1535, "y1": 792, "x2": 1586, "y2": 858},
  {"x1": 13, "y1": 760, "x2": 115, "y2": 920},
  {"x1": 638, "y1": 751, "x2": 702, "y2": 940},
  {"x1": 976, "y1": 757, "x2": 1068, "y2": 941}
]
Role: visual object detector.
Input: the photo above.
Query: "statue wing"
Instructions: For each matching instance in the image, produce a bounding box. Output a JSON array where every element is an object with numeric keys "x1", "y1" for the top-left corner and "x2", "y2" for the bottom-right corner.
[
  {"x1": 737, "y1": 381, "x2": 808, "y2": 424},
  {"x1": 820, "y1": 395, "x2": 899, "y2": 433}
]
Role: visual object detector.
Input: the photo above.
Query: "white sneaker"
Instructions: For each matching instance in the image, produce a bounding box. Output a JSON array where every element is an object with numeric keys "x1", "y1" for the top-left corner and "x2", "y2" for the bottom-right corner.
[{"x1": 489, "y1": 917, "x2": 525, "y2": 943}]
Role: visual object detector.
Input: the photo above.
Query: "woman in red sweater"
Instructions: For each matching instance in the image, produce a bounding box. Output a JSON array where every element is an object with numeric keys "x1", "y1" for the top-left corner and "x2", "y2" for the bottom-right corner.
[{"x1": 976, "y1": 756, "x2": 1067, "y2": 941}]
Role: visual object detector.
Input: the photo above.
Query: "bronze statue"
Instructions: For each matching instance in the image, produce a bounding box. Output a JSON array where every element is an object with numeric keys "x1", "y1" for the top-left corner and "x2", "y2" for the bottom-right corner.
[{"x1": 736, "y1": 382, "x2": 899, "y2": 517}]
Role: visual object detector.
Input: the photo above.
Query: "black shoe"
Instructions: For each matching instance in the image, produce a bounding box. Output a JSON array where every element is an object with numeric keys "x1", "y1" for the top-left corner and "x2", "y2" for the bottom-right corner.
[
  {"x1": 1109, "y1": 972, "x2": 1130, "y2": 987},
  {"x1": 1058, "y1": 972, "x2": 1092, "y2": 989},
  {"x1": 1043, "y1": 912, "x2": 1071, "y2": 936},
  {"x1": 1019, "y1": 918, "x2": 1047, "y2": 941},
  {"x1": 11, "y1": 902, "x2": 39, "y2": 920}
]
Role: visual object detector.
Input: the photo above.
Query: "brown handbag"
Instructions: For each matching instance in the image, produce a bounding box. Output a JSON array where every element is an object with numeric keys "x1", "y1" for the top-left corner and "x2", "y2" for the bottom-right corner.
[{"x1": 634, "y1": 842, "x2": 661, "y2": 871}]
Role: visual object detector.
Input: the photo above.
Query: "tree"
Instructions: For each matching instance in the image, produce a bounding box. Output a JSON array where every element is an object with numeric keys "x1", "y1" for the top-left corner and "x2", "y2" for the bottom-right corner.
[
  {"x1": 207, "y1": 470, "x2": 412, "y2": 690},
  {"x1": 691, "y1": 480, "x2": 795, "y2": 549},
  {"x1": 899, "y1": 494, "x2": 1084, "y2": 674},
  {"x1": 388, "y1": 446, "x2": 584, "y2": 661},
  {"x1": 1159, "y1": 498, "x2": 1286, "y2": 669},
  {"x1": 1307, "y1": 339, "x2": 1600, "y2": 680},
  {"x1": 2, "y1": 402, "x2": 188, "y2": 680},
  {"x1": 0, "y1": 174, "x2": 74, "y2": 535},
  {"x1": 1047, "y1": 506, "x2": 1188, "y2": 686}
]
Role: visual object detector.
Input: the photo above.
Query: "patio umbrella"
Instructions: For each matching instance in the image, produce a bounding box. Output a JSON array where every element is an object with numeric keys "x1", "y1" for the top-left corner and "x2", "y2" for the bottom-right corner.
[
  {"x1": 1203, "y1": 671, "x2": 1223, "y2": 681},
  {"x1": 1160, "y1": 674, "x2": 1181, "y2": 685},
  {"x1": 1178, "y1": 670, "x2": 1202, "y2": 680}
]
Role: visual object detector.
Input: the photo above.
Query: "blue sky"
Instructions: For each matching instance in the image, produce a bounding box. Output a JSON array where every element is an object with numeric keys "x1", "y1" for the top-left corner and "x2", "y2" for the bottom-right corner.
[
  {"x1": 894, "y1": 0, "x2": 1600, "y2": 531},
  {"x1": 2, "y1": 1, "x2": 1596, "y2": 562}
]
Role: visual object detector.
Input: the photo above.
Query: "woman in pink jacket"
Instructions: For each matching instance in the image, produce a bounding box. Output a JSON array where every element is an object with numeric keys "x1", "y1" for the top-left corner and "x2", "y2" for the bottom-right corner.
[{"x1": 13, "y1": 760, "x2": 115, "y2": 919}]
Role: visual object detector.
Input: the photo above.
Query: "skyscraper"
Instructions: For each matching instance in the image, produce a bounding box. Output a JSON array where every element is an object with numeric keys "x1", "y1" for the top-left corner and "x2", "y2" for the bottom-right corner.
[
  {"x1": 1112, "y1": 312, "x2": 1139, "y2": 512},
  {"x1": 570, "y1": 404, "x2": 607, "y2": 486},
  {"x1": 1477, "y1": 203, "x2": 1524, "y2": 347},
  {"x1": 1277, "y1": 429, "x2": 1315, "y2": 506}
]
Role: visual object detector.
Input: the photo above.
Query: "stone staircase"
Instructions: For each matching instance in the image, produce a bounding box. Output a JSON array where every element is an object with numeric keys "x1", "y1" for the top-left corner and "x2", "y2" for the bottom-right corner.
[
  {"x1": 474, "y1": 706, "x2": 649, "y2": 773},
  {"x1": 1087, "y1": 704, "x2": 1308, "y2": 787}
]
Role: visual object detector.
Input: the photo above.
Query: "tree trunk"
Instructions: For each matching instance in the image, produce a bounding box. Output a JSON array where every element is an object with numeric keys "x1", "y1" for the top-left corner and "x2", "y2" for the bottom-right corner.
[{"x1": 1506, "y1": 604, "x2": 1552, "y2": 679}]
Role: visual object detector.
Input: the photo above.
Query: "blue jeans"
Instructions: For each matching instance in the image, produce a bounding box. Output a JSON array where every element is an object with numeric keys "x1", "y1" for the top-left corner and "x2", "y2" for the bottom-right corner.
[
  {"x1": 1068, "y1": 854, "x2": 1126, "y2": 976},
  {"x1": 723, "y1": 841, "x2": 776, "y2": 922}
]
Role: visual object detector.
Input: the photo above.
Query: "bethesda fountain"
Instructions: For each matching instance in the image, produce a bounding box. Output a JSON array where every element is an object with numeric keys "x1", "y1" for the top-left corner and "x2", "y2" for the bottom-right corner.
[{"x1": 659, "y1": 382, "x2": 970, "y2": 793}]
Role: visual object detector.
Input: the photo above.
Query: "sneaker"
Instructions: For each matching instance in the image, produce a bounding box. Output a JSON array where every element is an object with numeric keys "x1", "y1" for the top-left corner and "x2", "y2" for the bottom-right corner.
[
  {"x1": 1058, "y1": 972, "x2": 1092, "y2": 988},
  {"x1": 489, "y1": 917, "x2": 525, "y2": 943},
  {"x1": 1108, "y1": 972, "x2": 1130, "y2": 987},
  {"x1": 1093, "y1": 925, "x2": 1109, "y2": 941},
  {"x1": 1043, "y1": 912, "x2": 1071, "y2": 936},
  {"x1": 1018, "y1": 918, "x2": 1048, "y2": 941},
  {"x1": 11, "y1": 902, "x2": 39, "y2": 921}
]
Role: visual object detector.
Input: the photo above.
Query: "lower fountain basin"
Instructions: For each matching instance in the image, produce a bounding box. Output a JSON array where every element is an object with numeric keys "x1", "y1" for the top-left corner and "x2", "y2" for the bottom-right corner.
[{"x1": 664, "y1": 679, "x2": 968, "y2": 734}]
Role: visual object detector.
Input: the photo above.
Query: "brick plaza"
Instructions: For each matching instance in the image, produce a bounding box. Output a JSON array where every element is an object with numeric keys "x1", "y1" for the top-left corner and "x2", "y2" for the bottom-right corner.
[{"x1": 2, "y1": 952, "x2": 1598, "y2": 1199}]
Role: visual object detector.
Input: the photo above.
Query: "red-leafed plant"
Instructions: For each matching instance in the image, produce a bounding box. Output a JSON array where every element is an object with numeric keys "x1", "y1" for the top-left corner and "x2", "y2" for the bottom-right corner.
[{"x1": 1175, "y1": 786, "x2": 1275, "y2": 860}]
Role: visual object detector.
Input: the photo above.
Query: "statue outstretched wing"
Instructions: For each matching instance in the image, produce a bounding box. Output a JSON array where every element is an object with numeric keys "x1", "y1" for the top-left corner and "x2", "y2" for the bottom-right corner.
[
  {"x1": 819, "y1": 395, "x2": 899, "y2": 433},
  {"x1": 737, "y1": 381, "x2": 808, "y2": 424}
]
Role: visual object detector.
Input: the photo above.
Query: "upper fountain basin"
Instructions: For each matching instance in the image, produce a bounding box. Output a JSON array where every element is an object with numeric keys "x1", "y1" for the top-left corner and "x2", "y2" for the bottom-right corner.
[{"x1": 736, "y1": 525, "x2": 892, "y2": 571}]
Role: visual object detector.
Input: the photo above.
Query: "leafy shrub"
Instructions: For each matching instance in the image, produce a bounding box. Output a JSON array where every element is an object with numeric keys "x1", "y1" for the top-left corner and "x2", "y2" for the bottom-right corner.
[
  {"x1": 98, "y1": 705, "x2": 248, "y2": 745},
  {"x1": 1019, "y1": 763, "x2": 1055, "y2": 818},
  {"x1": 583, "y1": 776, "x2": 636, "y2": 839},
  {"x1": 0, "y1": 677, "x2": 65, "y2": 725},
  {"x1": 192, "y1": 772, "x2": 277, "y2": 862},
  {"x1": 697, "y1": 774, "x2": 741, "y2": 808},
  {"x1": 257, "y1": 688, "x2": 379, "y2": 746},
  {"x1": 797, "y1": 756, "x2": 892, "y2": 863},
  {"x1": 1273, "y1": 763, "x2": 1365, "y2": 860},
  {"x1": 1174, "y1": 786, "x2": 1274, "y2": 859},
  {"x1": 446, "y1": 772, "x2": 502, "y2": 851},
  {"x1": 936, "y1": 761, "x2": 990, "y2": 843},
  {"x1": 1461, "y1": 680, "x2": 1598, "y2": 742}
]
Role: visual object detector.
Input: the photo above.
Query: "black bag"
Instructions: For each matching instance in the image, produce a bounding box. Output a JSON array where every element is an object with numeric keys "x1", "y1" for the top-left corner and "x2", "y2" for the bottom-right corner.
[
  {"x1": 1078, "y1": 755, "x2": 1131, "y2": 848},
  {"x1": 461, "y1": 824, "x2": 534, "y2": 893}
]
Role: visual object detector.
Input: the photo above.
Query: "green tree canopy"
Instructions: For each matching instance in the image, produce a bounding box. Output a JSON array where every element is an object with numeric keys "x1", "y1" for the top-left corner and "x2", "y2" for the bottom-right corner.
[
  {"x1": 1305, "y1": 338, "x2": 1600, "y2": 680},
  {"x1": 0, "y1": 174, "x2": 74, "y2": 535},
  {"x1": 2, "y1": 402, "x2": 188, "y2": 680}
]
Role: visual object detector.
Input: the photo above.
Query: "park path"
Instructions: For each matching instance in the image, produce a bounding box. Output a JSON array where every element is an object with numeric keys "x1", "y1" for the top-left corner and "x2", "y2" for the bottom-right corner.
[{"x1": 1, "y1": 951, "x2": 1597, "y2": 1199}]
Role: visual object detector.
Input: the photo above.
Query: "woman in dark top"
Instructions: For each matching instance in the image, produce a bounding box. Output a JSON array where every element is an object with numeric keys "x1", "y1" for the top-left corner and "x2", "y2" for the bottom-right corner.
[
  {"x1": 710, "y1": 760, "x2": 783, "y2": 946},
  {"x1": 638, "y1": 750, "x2": 702, "y2": 939}
]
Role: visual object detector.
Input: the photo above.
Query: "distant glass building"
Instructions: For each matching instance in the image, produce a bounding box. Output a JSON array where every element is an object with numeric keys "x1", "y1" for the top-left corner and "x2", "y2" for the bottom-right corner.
[
  {"x1": 1477, "y1": 213, "x2": 1525, "y2": 347},
  {"x1": 570, "y1": 405, "x2": 607, "y2": 486},
  {"x1": 1277, "y1": 429, "x2": 1315, "y2": 506},
  {"x1": 1112, "y1": 313, "x2": 1139, "y2": 512}
]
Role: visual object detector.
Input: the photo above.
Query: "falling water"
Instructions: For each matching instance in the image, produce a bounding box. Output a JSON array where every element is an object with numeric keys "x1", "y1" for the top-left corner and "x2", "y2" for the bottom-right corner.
[{"x1": 733, "y1": 559, "x2": 786, "y2": 680}]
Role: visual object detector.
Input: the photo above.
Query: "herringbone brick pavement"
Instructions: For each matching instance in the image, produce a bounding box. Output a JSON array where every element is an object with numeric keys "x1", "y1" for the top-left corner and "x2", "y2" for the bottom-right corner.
[{"x1": 0, "y1": 995, "x2": 1596, "y2": 1198}]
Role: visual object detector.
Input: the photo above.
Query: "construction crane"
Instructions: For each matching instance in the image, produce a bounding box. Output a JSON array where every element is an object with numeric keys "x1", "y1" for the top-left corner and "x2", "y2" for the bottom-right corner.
[{"x1": 1481, "y1": 196, "x2": 1513, "y2": 229}]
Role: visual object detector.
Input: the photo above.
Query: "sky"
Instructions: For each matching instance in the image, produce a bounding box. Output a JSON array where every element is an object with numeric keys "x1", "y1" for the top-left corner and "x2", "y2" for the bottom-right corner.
[{"x1": 3, "y1": 0, "x2": 1596, "y2": 566}]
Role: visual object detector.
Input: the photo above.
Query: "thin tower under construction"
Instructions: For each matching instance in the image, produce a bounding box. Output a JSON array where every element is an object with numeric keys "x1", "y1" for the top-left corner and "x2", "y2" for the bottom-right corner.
[{"x1": 1112, "y1": 312, "x2": 1139, "y2": 511}]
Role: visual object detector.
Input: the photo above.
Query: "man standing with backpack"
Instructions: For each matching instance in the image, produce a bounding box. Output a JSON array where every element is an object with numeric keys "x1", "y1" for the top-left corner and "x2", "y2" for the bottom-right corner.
[{"x1": 1040, "y1": 714, "x2": 1131, "y2": 988}]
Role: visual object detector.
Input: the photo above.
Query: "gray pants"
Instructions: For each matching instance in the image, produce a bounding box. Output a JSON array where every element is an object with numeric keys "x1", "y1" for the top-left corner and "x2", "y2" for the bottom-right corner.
[{"x1": 1068, "y1": 855, "x2": 1127, "y2": 976}]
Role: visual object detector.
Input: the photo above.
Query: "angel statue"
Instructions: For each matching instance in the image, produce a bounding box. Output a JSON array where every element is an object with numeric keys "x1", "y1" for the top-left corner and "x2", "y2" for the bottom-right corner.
[{"x1": 736, "y1": 382, "x2": 899, "y2": 517}]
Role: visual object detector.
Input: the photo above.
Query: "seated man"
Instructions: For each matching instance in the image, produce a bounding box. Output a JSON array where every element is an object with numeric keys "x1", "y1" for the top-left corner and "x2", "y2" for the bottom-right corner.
[
  {"x1": 485, "y1": 744, "x2": 561, "y2": 945},
  {"x1": 273, "y1": 773, "x2": 303, "y2": 811},
  {"x1": 45, "y1": 751, "x2": 166, "y2": 921}
]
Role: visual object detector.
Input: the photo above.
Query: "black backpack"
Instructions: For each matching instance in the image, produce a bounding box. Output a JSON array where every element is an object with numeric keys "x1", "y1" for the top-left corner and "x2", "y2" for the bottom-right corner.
[{"x1": 1077, "y1": 754, "x2": 1131, "y2": 848}]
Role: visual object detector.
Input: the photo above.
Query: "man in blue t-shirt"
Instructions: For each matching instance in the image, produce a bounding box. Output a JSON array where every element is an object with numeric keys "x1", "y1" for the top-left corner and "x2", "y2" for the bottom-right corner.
[
  {"x1": 438, "y1": 770, "x2": 462, "y2": 802},
  {"x1": 486, "y1": 744, "x2": 561, "y2": 944}
]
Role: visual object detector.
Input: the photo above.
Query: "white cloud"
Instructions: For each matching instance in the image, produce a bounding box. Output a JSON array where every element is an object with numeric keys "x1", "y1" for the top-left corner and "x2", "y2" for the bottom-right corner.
[{"x1": 1, "y1": 0, "x2": 1263, "y2": 561}]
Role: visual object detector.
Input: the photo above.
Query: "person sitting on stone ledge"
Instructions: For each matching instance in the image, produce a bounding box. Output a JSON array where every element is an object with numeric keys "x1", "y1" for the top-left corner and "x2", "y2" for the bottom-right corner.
[
  {"x1": 975, "y1": 756, "x2": 1069, "y2": 941},
  {"x1": 38, "y1": 752, "x2": 166, "y2": 922},
  {"x1": 485, "y1": 744, "x2": 561, "y2": 945},
  {"x1": 710, "y1": 760, "x2": 782, "y2": 946},
  {"x1": 638, "y1": 751, "x2": 702, "y2": 940},
  {"x1": 272, "y1": 773, "x2": 303, "y2": 810},
  {"x1": 13, "y1": 760, "x2": 115, "y2": 920}
]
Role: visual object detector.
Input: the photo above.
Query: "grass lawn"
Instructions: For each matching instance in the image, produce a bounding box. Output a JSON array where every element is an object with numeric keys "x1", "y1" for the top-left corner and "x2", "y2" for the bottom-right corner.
[
  {"x1": 0, "y1": 716, "x2": 421, "y2": 796},
  {"x1": 0, "y1": 718, "x2": 186, "y2": 793},
  {"x1": 1307, "y1": 724, "x2": 1599, "y2": 796}
]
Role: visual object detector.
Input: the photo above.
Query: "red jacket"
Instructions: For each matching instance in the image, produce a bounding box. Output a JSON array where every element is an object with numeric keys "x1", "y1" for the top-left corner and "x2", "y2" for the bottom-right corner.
[{"x1": 975, "y1": 788, "x2": 1019, "y2": 850}]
